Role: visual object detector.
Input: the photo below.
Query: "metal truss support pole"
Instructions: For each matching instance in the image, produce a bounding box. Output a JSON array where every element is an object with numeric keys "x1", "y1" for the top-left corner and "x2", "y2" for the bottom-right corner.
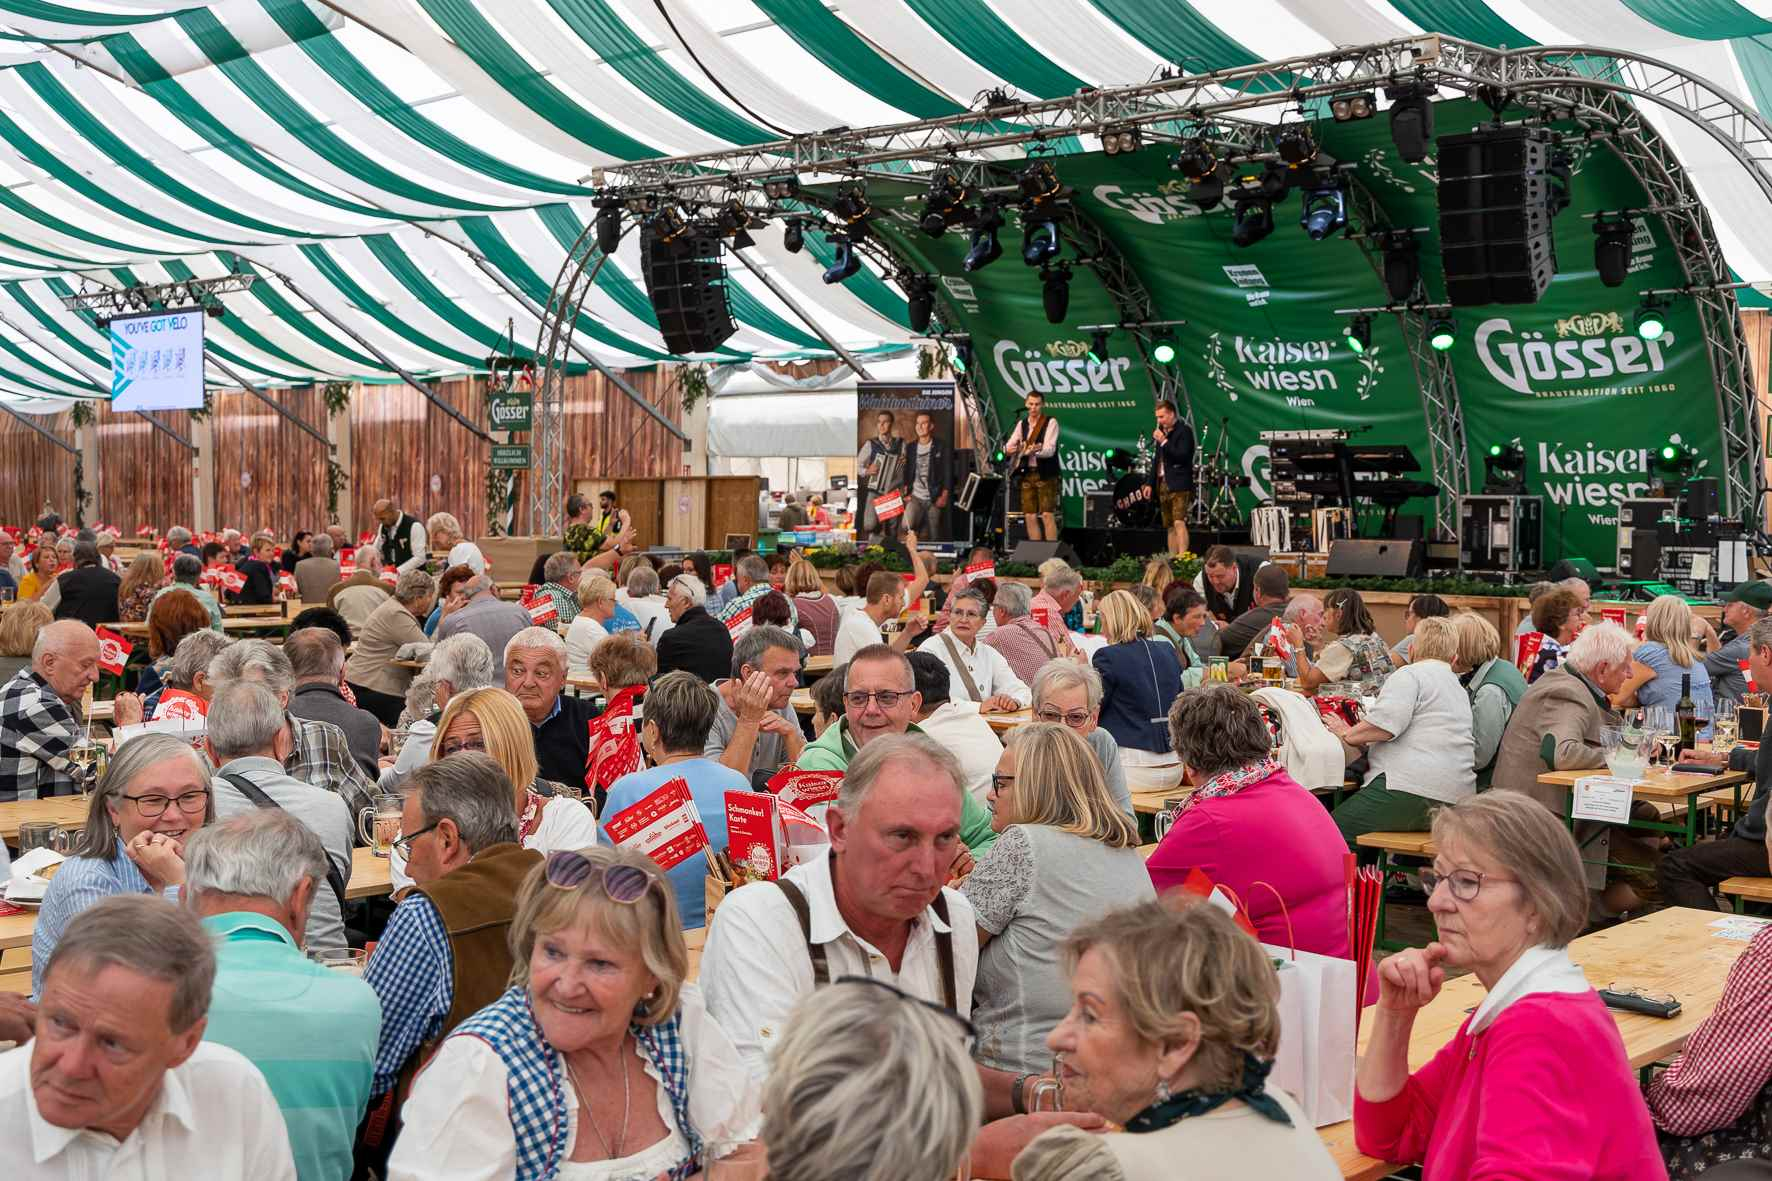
[
  {"x1": 728, "y1": 246, "x2": 874, "y2": 379},
  {"x1": 135, "y1": 411, "x2": 193, "y2": 451},
  {"x1": 206, "y1": 357, "x2": 330, "y2": 450},
  {"x1": 2, "y1": 404, "x2": 76, "y2": 454}
]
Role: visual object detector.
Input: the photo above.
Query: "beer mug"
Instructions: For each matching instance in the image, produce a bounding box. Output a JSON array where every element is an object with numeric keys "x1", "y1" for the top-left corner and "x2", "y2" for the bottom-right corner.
[
  {"x1": 1262, "y1": 657, "x2": 1284, "y2": 684},
  {"x1": 17, "y1": 821, "x2": 73, "y2": 855},
  {"x1": 358, "y1": 793, "x2": 403, "y2": 858},
  {"x1": 68, "y1": 741, "x2": 106, "y2": 792}
]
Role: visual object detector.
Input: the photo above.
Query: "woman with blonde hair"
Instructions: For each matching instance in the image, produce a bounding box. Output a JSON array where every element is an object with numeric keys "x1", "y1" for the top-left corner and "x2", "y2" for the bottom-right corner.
[
  {"x1": 390, "y1": 846, "x2": 760, "y2": 1179},
  {"x1": 424, "y1": 511, "x2": 464, "y2": 553},
  {"x1": 784, "y1": 556, "x2": 839, "y2": 656},
  {"x1": 564, "y1": 572, "x2": 619, "y2": 675},
  {"x1": 116, "y1": 550, "x2": 166, "y2": 623},
  {"x1": 963, "y1": 722, "x2": 1154, "y2": 1076},
  {"x1": 1451, "y1": 613, "x2": 1525, "y2": 789},
  {"x1": 1140, "y1": 558, "x2": 1173, "y2": 596},
  {"x1": 1014, "y1": 899, "x2": 1338, "y2": 1180},
  {"x1": 0, "y1": 599, "x2": 52, "y2": 680},
  {"x1": 1614, "y1": 593, "x2": 1713, "y2": 723},
  {"x1": 1092, "y1": 589, "x2": 1184, "y2": 791}
]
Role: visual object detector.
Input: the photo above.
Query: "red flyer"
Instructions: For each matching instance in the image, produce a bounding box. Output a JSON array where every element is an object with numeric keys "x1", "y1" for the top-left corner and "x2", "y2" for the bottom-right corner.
[
  {"x1": 711, "y1": 563, "x2": 734, "y2": 588},
  {"x1": 1031, "y1": 605, "x2": 1051, "y2": 628},
  {"x1": 95, "y1": 627, "x2": 133, "y2": 675},
  {"x1": 872, "y1": 491, "x2": 906, "y2": 521},
  {"x1": 1515, "y1": 631, "x2": 1545, "y2": 675},
  {"x1": 338, "y1": 556, "x2": 356, "y2": 577},
  {"x1": 724, "y1": 790, "x2": 783, "y2": 881},
  {"x1": 724, "y1": 607, "x2": 752, "y2": 640},
  {"x1": 524, "y1": 590, "x2": 558, "y2": 626},
  {"x1": 1264, "y1": 617, "x2": 1293, "y2": 662},
  {"x1": 277, "y1": 572, "x2": 297, "y2": 597},
  {"x1": 766, "y1": 766, "x2": 843, "y2": 816},
  {"x1": 155, "y1": 688, "x2": 209, "y2": 722},
  {"x1": 1600, "y1": 607, "x2": 1627, "y2": 627},
  {"x1": 605, "y1": 776, "x2": 709, "y2": 870},
  {"x1": 960, "y1": 560, "x2": 995, "y2": 584},
  {"x1": 379, "y1": 567, "x2": 400, "y2": 586}
]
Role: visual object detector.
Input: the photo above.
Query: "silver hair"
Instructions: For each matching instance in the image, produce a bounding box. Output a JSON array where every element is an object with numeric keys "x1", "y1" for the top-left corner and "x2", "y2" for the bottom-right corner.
[
  {"x1": 355, "y1": 545, "x2": 383, "y2": 573},
  {"x1": 543, "y1": 550, "x2": 580, "y2": 584},
  {"x1": 993, "y1": 580, "x2": 1033, "y2": 617},
  {"x1": 1524, "y1": 580, "x2": 1554, "y2": 603},
  {"x1": 1748, "y1": 616, "x2": 1772, "y2": 654},
  {"x1": 167, "y1": 526, "x2": 193, "y2": 545},
  {"x1": 430, "y1": 632, "x2": 496, "y2": 693},
  {"x1": 460, "y1": 572, "x2": 493, "y2": 598},
  {"x1": 1042, "y1": 565, "x2": 1083, "y2": 594},
  {"x1": 731, "y1": 624, "x2": 800, "y2": 679},
  {"x1": 763, "y1": 980, "x2": 983, "y2": 1181},
  {"x1": 72, "y1": 732, "x2": 213, "y2": 860},
  {"x1": 309, "y1": 533, "x2": 335, "y2": 558},
  {"x1": 164, "y1": 630, "x2": 231, "y2": 690},
  {"x1": 185, "y1": 810, "x2": 329, "y2": 908},
  {"x1": 73, "y1": 538, "x2": 100, "y2": 566},
  {"x1": 949, "y1": 587, "x2": 989, "y2": 614},
  {"x1": 1564, "y1": 620, "x2": 1631, "y2": 675},
  {"x1": 394, "y1": 568, "x2": 436, "y2": 607},
  {"x1": 401, "y1": 667, "x2": 440, "y2": 729},
  {"x1": 838, "y1": 731, "x2": 962, "y2": 816},
  {"x1": 206, "y1": 680, "x2": 288, "y2": 760},
  {"x1": 45, "y1": 895, "x2": 215, "y2": 1033},
  {"x1": 737, "y1": 554, "x2": 771, "y2": 585},
  {"x1": 668, "y1": 573, "x2": 707, "y2": 607},
  {"x1": 1558, "y1": 576, "x2": 1591, "y2": 596},
  {"x1": 285, "y1": 627, "x2": 345, "y2": 682},
  {"x1": 1283, "y1": 594, "x2": 1323, "y2": 621},
  {"x1": 403, "y1": 752, "x2": 519, "y2": 852},
  {"x1": 208, "y1": 637, "x2": 294, "y2": 695},
  {"x1": 32, "y1": 618, "x2": 91, "y2": 664},
  {"x1": 171, "y1": 552, "x2": 203, "y2": 582},
  {"x1": 626, "y1": 564, "x2": 660, "y2": 597},
  {"x1": 1033, "y1": 659, "x2": 1103, "y2": 711},
  {"x1": 504, "y1": 626, "x2": 566, "y2": 667}
]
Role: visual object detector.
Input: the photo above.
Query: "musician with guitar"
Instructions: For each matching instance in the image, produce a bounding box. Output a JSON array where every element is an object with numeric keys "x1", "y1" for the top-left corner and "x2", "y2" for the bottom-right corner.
[
  {"x1": 1004, "y1": 392, "x2": 1061, "y2": 541},
  {"x1": 856, "y1": 409, "x2": 907, "y2": 541},
  {"x1": 1153, "y1": 399, "x2": 1196, "y2": 558}
]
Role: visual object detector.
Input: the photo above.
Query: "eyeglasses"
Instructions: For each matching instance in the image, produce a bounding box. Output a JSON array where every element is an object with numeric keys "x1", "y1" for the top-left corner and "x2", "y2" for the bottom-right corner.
[
  {"x1": 391, "y1": 823, "x2": 439, "y2": 858},
  {"x1": 845, "y1": 690, "x2": 908, "y2": 710},
  {"x1": 1604, "y1": 982, "x2": 1679, "y2": 1006},
  {"x1": 1035, "y1": 707, "x2": 1091, "y2": 729},
  {"x1": 949, "y1": 609, "x2": 985, "y2": 621},
  {"x1": 832, "y1": 975, "x2": 976, "y2": 1050},
  {"x1": 990, "y1": 772, "x2": 1015, "y2": 798},
  {"x1": 122, "y1": 789, "x2": 209, "y2": 818},
  {"x1": 439, "y1": 736, "x2": 487, "y2": 757},
  {"x1": 545, "y1": 850, "x2": 661, "y2": 904},
  {"x1": 1420, "y1": 867, "x2": 1517, "y2": 902}
]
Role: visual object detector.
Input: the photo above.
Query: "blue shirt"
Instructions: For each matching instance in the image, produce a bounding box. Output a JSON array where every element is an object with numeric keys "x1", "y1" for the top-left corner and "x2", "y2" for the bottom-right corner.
[
  {"x1": 600, "y1": 759, "x2": 747, "y2": 929},
  {"x1": 201, "y1": 913, "x2": 381, "y2": 1181},
  {"x1": 32, "y1": 839, "x2": 168, "y2": 997},
  {"x1": 363, "y1": 893, "x2": 452, "y2": 1097},
  {"x1": 1634, "y1": 641, "x2": 1714, "y2": 733},
  {"x1": 608, "y1": 601, "x2": 641, "y2": 634}
]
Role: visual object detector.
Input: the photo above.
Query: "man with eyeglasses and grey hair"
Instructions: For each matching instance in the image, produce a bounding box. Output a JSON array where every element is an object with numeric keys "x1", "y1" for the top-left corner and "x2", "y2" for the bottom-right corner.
[{"x1": 186, "y1": 811, "x2": 379, "y2": 1181}]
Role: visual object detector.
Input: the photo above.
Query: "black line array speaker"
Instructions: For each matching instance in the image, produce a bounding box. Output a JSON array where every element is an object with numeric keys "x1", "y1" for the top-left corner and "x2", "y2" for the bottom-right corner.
[
  {"x1": 640, "y1": 231, "x2": 738, "y2": 354},
  {"x1": 1326, "y1": 538, "x2": 1425, "y2": 578},
  {"x1": 1437, "y1": 126, "x2": 1558, "y2": 307}
]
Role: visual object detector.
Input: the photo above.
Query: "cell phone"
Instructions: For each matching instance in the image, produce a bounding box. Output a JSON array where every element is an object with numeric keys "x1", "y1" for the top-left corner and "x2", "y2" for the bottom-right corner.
[{"x1": 1598, "y1": 988, "x2": 1681, "y2": 1019}]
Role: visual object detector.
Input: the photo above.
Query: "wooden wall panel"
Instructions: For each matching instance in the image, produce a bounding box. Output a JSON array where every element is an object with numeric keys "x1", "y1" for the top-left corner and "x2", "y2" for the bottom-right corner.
[
  {"x1": 209, "y1": 386, "x2": 328, "y2": 538},
  {"x1": 0, "y1": 409, "x2": 74, "y2": 529}
]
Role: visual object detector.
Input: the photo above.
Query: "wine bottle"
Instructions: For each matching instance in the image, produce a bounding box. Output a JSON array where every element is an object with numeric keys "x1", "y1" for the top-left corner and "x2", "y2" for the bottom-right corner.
[{"x1": 1676, "y1": 673, "x2": 1698, "y2": 753}]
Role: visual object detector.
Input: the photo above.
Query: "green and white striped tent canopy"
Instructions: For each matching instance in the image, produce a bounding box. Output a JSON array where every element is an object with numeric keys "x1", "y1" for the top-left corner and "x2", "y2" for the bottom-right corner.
[{"x1": 0, "y1": 0, "x2": 1769, "y2": 411}]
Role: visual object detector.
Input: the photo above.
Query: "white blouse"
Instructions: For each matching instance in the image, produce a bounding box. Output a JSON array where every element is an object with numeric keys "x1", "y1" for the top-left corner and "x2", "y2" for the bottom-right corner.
[
  {"x1": 389, "y1": 985, "x2": 761, "y2": 1181},
  {"x1": 389, "y1": 793, "x2": 599, "y2": 892},
  {"x1": 565, "y1": 615, "x2": 609, "y2": 676}
]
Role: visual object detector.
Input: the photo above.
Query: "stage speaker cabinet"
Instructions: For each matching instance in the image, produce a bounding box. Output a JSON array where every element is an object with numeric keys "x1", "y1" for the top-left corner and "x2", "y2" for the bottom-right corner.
[
  {"x1": 1458, "y1": 495, "x2": 1542, "y2": 575},
  {"x1": 1327, "y1": 538, "x2": 1425, "y2": 578},
  {"x1": 1437, "y1": 126, "x2": 1558, "y2": 307},
  {"x1": 640, "y1": 231, "x2": 738, "y2": 354},
  {"x1": 1084, "y1": 492, "x2": 1115, "y2": 529},
  {"x1": 1615, "y1": 499, "x2": 1675, "y2": 577},
  {"x1": 1008, "y1": 540, "x2": 1080, "y2": 568}
]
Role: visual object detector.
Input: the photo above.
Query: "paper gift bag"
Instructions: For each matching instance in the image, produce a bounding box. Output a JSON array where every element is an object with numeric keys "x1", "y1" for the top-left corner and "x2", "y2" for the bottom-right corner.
[{"x1": 1266, "y1": 944, "x2": 1357, "y2": 1127}]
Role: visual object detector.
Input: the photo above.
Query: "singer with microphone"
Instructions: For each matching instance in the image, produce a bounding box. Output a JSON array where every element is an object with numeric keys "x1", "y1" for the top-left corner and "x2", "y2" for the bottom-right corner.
[
  {"x1": 1004, "y1": 392, "x2": 1060, "y2": 541},
  {"x1": 1153, "y1": 399, "x2": 1196, "y2": 557}
]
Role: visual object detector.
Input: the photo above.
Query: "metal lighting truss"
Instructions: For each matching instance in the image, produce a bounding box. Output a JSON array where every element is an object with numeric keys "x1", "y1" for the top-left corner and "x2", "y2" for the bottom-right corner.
[
  {"x1": 59, "y1": 273, "x2": 255, "y2": 318},
  {"x1": 531, "y1": 227, "x2": 612, "y2": 538},
  {"x1": 559, "y1": 34, "x2": 1768, "y2": 521}
]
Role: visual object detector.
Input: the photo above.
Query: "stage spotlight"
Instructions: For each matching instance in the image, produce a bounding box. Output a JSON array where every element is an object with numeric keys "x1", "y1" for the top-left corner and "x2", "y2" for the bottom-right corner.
[
  {"x1": 646, "y1": 204, "x2": 689, "y2": 248},
  {"x1": 1275, "y1": 125, "x2": 1317, "y2": 167},
  {"x1": 1653, "y1": 439, "x2": 1698, "y2": 481},
  {"x1": 1187, "y1": 163, "x2": 1230, "y2": 212},
  {"x1": 1170, "y1": 138, "x2": 1218, "y2": 182},
  {"x1": 1381, "y1": 232, "x2": 1421, "y2": 302},
  {"x1": 822, "y1": 235, "x2": 860, "y2": 284},
  {"x1": 1258, "y1": 162, "x2": 1292, "y2": 201},
  {"x1": 831, "y1": 183, "x2": 873, "y2": 240},
  {"x1": 1041, "y1": 266, "x2": 1071, "y2": 325},
  {"x1": 1022, "y1": 219, "x2": 1060, "y2": 267},
  {"x1": 1427, "y1": 316, "x2": 1457, "y2": 351},
  {"x1": 1344, "y1": 314, "x2": 1372, "y2": 354},
  {"x1": 1231, "y1": 198, "x2": 1274, "y2": 247},
  {"x1": 906, "y1": 274, "x2": 936, "y2": 334},
  {"x1": 1634, "y1": 297, "x2": 1667, "y2": 341},
  {"x1": 1483, "y1": 440, "x2": 1527, "y2": 494},
  {"x1": 1101, "y1": 125, "x2": 1142, "y2": 155},
  {"x1": 762, "y1": 176, "x2": 799, "y2": 200},
  {"x1": 1300, "y1": 183, "x2": 1347, "y2": 240},
  {"x1": 964, "y1": 201, "x2": 1004, "y2": 272},
  {"x1": 1593, "y1": 215, "x2": 1634, "y2": 287},
  {"x1": 1330, "y1": 92, "x2": 1376, "y2": 122},
  {"x1": 920, "y1": 170, "x2": 973, "y2": 238},
  {"x1": 1088, "y1": 328, "x2": 1110, "y2": 363},
  {"x1": 1152, "y1": 334, "x2": 1177, "y2": 364},
  {"x1": 1385, "y1": 83, "x2": 1436, "y2": 163},
  {"x1": 594, "y1": 201, "x2": 623, "y2": 255},
  {"x1": 1018, "y1": 158, "x2": 1064, "y2": 206},
  {"x1": 716, "y1": 199, "x2": 760, "y2": 250},
  {"x1": 782, "y1": 218, "x2": 804, "y2": 254},
  {"x1": 953, "y1": 344, "x2": 970, "y2": 374}
]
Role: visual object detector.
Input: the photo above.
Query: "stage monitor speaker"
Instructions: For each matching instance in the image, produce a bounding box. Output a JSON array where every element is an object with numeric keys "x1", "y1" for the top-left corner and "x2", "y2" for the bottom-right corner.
[
  {"x1": 1436, "y1": 126, "x2": 1557, "y2": 307},
  {"x1": 640, "y1": 231, "x2": 738, "y2": 354},
  {"x1": 1084, "y1": 492, "x2": 1115, "y2": 529},
  {"x1": 1009, "y1": 540, "x2": 1079, "y2": 568},
  {"x1": 1547, "y1": 556, "x2": 1600, "y2": 584},
  {"x1": 1326, "y1": 538, "x2": 1424, "y2": 578}
]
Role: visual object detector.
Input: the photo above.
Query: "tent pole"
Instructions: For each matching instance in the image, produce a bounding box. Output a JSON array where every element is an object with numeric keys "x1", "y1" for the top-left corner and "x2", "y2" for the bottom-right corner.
[
  {"x1": 728, "y1": 247, "x2": 874, "y2": 380},
  {"x1": 205, "y1": 358, "x2": 332, "y2": 449},
  {"x1": 2, "y1": 404, "x2": 76, "y2": 454},
  {"x1": 135, "y1": 411, "x2": 193, "y2": 451}
]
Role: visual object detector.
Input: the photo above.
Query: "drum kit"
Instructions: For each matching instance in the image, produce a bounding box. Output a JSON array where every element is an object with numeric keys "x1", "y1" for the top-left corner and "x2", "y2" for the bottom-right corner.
[{"x1": 1108, "y1": 422, "x2": 1245, "y2": 531}]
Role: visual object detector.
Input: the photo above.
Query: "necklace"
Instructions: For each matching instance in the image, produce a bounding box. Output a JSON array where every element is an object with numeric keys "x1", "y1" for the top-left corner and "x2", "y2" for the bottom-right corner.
[{"x1": 564, "y1": 1037, "x2": 632, "y2": 1162}]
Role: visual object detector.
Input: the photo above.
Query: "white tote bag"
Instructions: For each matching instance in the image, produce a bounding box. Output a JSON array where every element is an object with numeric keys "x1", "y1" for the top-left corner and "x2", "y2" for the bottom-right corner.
[{"x1": 1266, "y1": 944, "x2": 1358, "y2": 1127}]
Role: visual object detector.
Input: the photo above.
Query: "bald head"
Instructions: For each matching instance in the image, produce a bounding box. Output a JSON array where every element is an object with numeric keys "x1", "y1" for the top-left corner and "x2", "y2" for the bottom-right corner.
[{"x1": 33, "y1": 620, "x2": 100, "y2": 705}]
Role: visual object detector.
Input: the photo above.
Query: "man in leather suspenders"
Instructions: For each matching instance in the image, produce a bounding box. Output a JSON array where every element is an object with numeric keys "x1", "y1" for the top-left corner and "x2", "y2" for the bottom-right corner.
[{"x1": 1004, "y1": 392, "x2": 1061, "y2": 542}]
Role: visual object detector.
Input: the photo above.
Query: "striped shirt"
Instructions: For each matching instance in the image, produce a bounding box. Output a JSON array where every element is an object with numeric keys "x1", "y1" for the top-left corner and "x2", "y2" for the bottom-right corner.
[
  {"x1": 32, "y1": 841, "x2": 169, "y2": 997},
  {"x1": 1645, "y1": 921, "x2": 1772, "y2": 1137},
  {"x1": 201, "y1": 913, "x2": 381, "y2": 1181}
]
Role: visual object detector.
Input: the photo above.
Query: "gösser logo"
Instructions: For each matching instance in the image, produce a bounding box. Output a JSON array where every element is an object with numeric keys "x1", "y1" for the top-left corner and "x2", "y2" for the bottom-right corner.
[
  {"x1": 1475, "y1": 315, "x2": 1673, "y2": 397},
  {"x1": 1090, "y1": 183, "x2": 1206, "y2": 226},
  {"x1": 994, "y1": 340, "x2": 1134, "y2": 397}
]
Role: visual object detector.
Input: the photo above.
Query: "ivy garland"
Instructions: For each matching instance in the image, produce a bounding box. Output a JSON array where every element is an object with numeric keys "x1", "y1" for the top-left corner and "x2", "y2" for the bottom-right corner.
[
  {"x1": 677, "y1": 364, "x2": 710, "y2": 414},
  {"x1": 325, "y1": 460, "x2": 348, "y2": 525},
  {"x1": 322, "y1": 380, "x2": 351, "y2": 419}
]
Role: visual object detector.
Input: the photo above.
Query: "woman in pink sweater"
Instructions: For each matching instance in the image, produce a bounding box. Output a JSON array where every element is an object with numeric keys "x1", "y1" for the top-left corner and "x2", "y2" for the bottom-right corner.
[{"x1": 1355, "y1": 792, "x2": 1666, "y2": 1180}]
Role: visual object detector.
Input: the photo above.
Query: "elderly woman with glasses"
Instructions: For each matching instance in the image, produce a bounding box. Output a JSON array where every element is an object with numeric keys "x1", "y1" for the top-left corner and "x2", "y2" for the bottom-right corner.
[
  {"x1": 1355, "y1": 792, "x2": 1664, "y2": 1179},
  {"x1": 1013, "y1": 899, "x2": 1339, "y2": 1181},
  {"x1": 31, "y1": 732, "x2": 215, "y2": 996},
  {"x1": 388, "y1": 686, "x2": 599, "y2": 892},
  {"x1": 389, "y1": 846, "x2": 761, "y2": 1181},
  {"x1": 1031, "y1": 660, "x2": 1130, "y2": 816},
  {"x1": 965, "y1": 723, "x2": 1153, "y2": 1079}
]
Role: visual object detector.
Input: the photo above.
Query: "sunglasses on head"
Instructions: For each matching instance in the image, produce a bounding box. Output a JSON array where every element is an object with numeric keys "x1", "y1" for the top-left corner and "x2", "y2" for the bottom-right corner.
[{"x1": 544, "y1": 849, "x2": 661, "y2": 905}]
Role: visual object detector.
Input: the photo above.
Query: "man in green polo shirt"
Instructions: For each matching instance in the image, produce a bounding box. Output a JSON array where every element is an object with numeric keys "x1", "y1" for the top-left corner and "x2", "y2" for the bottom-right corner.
[
  {"x1": 800, "y1": 644, "x2": 997, "y2": 853},
  {"x1": 184, "y1": 811, "x2": 381, "y2": 1181}
]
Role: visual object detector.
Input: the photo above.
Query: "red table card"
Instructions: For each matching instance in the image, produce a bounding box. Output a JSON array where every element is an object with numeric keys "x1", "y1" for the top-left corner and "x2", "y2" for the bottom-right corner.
[
  {"x1": 605, "y1": 776, "x2": 709, "y2": 870},
  {"x1": 724, "y1": 790, "x2": 783, "y2": 881}
]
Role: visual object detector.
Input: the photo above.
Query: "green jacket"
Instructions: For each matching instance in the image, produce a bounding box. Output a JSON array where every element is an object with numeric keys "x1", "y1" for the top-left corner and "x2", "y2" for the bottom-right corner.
[{"x1": 797, "y1": 719, "x2": 998, "y2": 853}]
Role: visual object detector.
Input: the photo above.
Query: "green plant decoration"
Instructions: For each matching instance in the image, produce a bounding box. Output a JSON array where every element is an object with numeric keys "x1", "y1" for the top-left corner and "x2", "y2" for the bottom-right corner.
[
  {"x1": 322, "y1": 381, "x2": 351, "y2": 419},
  {"x1": 325, "y1": 459, "x2": 348, "y2": 525}
]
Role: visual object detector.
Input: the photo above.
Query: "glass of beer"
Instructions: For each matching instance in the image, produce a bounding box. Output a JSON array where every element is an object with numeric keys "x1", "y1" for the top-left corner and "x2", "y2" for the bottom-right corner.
[
  {"x1": 358, "y1": 793, "x2": 403, "y2": 858},
  {"x1": 1261, "y1": 657, "x2": 1284, "y2": 684},
  {"x1": 310, "y1": 947, "x2": 368, "y2": 976}
]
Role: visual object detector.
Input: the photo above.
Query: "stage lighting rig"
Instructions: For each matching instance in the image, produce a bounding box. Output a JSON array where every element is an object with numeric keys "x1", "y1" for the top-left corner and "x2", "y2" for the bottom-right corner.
[
  {"x1": 1593, "y1": 214, "x2": 1634, "y2": 287},
  {"x1": 905, "y1": 274, "x2": 936, "y2": 334},
  {"x1": 1427, "y1": 315, "x2": 1457, "y2": 351},
  {"x1": 822, "y1": 234, "x2": 861, "y2": 284},
  {"x1": 1634, "y1": 297, "x2": 1667, "y2": 341},
  {"x1": 782, "y1": 218, "x2": 805, "y2": 253},
  {"x1": 594, "y1": 200, "x2": 623, "y2": 255},
  {"x1": 831, "y1": 183, "x2": 874, "y2": 240},
  {"x1": 1041, "y1": 264, "x2": 1071, "y2": 324},
  {"x1": 1018, "y1": 158, "x2": 1065, "y2": 207},
  {"x1": 1483, "y1": 440, "x2": 1528, "y2": 494},
  {"x1": 1379, "y1": 230, "x2": 1422, "y2": 302},
  {"x1": 1654, "y1": 438, "x2": 1699, "y2": 485},
  {"x1": 1088, "y1": 328, "x2": 1111, "y2": 363},
  {"x1": 1186, "y1": 163, "x2": 1232, "y2": 211},
  {"x1": 1343, "y1": 314, "x2": 1372, "y2": 354},
  {"x1": 1022, "y1": 218, "x2": 1060, "y2": 266},
  {"x1": 623, "y1": 193, "x2": 657, "y2": 216},
  {"x1": 1152, "y1": 332, "x2": 1177, "y2": 364},
  {"x1": 1231, "y1": 196, "x2": 1274, "y2": 247},
  {"x1": 1274, "y1": 125, "x2": 1318, "y2": 167},
  {"x1": 715, "y1": 199, "x2": 761, "y2": 249},
  {"x1": 1300, "y1": 181, "x2": 1347, "y2": 240},
  {"x1": 645, "y1": 204, "x2": 690, "y2": 249},
  {"x1": 1101, "y1": 125, "x2": 1142, "y2": 155},
  {"x1": 762, "y1": 176, "x2": 799, "y2": 200},
  {"x1": 964, "y1": 200, "x2": 1005, "y2": 272},
  {"x1": 920, "y1": 171, "x2": 974, "y2": 238},
  {"x1": 1385, "y1": 83, "x2": 1435, "y2": 163},
  {"x1": 1329, "y1": 92, "x2": 1376, "y2": 122},
  {"x1": 67, "y1": 272, "x2": 255, "y2": 329},
  {"x1": 1170, "y1": 137, "x2": 1218, "y2": 182}
]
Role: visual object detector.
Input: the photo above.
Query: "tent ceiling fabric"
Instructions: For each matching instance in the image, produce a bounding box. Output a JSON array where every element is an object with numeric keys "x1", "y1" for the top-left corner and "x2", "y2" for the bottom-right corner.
[{"x1": 0, "y1": 1, "x2": 1766, "y2": 406}]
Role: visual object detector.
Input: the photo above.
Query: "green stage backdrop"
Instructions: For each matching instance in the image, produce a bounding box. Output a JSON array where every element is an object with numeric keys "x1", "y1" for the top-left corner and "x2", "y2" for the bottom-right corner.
[{"x1": 850, "y1": 99, "x2": 1723, "y2": 564}]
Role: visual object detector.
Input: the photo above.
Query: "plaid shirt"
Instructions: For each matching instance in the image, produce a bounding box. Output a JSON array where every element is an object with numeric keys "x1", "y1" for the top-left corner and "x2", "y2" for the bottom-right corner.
[
  {"x1": 365, "y1": 893, "x2": 453, "y2": 1097},
  {"x1": 1646, "y1": 922, "x2": 1772, "y2": 1137},
  {"x1": 716, "y1": 583, "x2": 797, "y2": 633},
  {"x1": 538, "y1": 582, "x2": 579, "y2": 625},
  {"x1": 0, "y1": 668, "x2": 84, "y2": 801},
  {"x1": 287, "y1": 712, "x2": 377, "y2": 820},
  {"x1": 984, "y1": 615, "x2": 1065, "y2": 688}
]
